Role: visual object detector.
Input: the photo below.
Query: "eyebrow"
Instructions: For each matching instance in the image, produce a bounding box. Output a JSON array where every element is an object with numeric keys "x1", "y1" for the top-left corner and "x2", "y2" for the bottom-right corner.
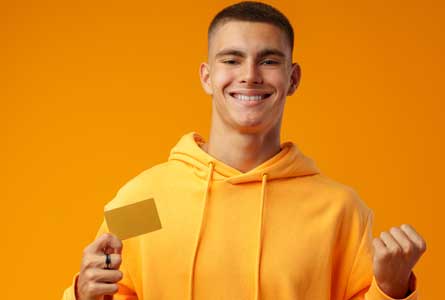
[{"x1": 215, "y1": 48, "x2": 286, "y2": 59}]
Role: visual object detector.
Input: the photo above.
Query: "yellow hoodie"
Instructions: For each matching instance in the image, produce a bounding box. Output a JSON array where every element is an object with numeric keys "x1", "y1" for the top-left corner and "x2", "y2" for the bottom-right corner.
[{"x1": 62, "y1": 132, "x2": 418, "y2": 300}]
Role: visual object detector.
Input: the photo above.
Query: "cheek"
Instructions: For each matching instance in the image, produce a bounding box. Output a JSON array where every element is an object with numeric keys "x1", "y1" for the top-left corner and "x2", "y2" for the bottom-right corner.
[
  {"x1": 268, "y1": 71, "x2": 289, "y2": 90},
  {"x1": 212, "y1": 68, "x2": 236, "y2": 92}
]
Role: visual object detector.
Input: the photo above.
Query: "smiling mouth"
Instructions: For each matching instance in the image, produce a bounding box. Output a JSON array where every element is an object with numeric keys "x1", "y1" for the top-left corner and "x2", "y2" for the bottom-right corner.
[{"x1": 229, "y1": 93, "x2": 272, "y2": 101}]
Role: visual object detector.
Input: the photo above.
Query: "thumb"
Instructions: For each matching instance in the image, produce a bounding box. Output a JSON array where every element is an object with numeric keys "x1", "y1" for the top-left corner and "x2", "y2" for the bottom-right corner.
[{"x1": 89, "y1": 233, "x2": 123, "y2": 255}]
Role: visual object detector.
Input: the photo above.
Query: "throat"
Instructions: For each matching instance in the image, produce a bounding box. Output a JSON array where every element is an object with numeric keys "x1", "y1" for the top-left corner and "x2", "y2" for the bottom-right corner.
[{"x1": 201, "y1": 134, "x2": 281, "y2": 173}]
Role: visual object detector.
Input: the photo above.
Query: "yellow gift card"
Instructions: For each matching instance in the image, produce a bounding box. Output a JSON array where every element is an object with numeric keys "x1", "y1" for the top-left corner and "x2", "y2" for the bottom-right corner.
[{"x1": 104, "y1": 198, "x2": 162, "y2": 240}]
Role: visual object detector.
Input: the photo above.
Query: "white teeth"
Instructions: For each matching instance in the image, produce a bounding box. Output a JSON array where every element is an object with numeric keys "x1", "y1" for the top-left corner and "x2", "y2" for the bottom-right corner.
[{"x1": 232, "y1": 94, "x2": 268, "y2": 101}]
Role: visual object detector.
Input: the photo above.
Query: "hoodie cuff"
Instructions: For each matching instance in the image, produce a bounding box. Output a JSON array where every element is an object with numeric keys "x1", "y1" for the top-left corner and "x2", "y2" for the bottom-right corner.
[
  {"x1": 367, "y1": 272, "x2": 417, "y2": 300},
  {"x1": 62, "y1": 272, "x2": 80, "y2": 300}
]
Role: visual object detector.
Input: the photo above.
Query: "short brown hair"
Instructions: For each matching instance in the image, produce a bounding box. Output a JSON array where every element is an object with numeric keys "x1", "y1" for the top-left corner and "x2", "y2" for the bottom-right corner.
[{"x1": 208, "y1": 1, "x2": 294, "y2": 54}]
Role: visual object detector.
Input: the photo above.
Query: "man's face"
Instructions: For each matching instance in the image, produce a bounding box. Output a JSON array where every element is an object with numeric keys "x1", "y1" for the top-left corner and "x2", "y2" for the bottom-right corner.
[{"x1": 200, "y1": 21, "x2": 300, "y2": 133}]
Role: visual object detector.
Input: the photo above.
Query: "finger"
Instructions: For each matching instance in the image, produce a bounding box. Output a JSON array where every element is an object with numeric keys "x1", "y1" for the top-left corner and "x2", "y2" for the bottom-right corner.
[
  {"x1": 87, "y1": 282, "x2": 119, "y2": 297},
  {"x1": 100, "y1": 253, "x2": 122, "y2": 270},
  {"x1": 83, "y1": 268, "x2": 123, "y2": 284},
  {"x1": 85, "y1": 233, "x2": 123, "y2": 255},
  {"x1": 400, "y1": 224, "x2": 427, "y2": 253},
  {"x1": 81, "y1": 253, "x2": 122, "y2": 271},
  {"x1": 379, "y1": 231, "x2": 403, "y2": 254},
  {"x1": 372, "y1": 237, "x2": 387, "y2": 258},
  {"x1": 100, "y1": 269, "x2": 123, "y2": 284},
  {"x1": 389, "y1": 226, "x2": 414, "y2": 256}
]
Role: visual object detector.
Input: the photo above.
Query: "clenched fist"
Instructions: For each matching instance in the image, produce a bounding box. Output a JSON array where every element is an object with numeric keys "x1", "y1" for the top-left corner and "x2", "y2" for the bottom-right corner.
[
  {"x1": 372, "y1": 224, "x2": 427, "y2": 298},
  {"x1": 76, "y1": 233, "x2": 124, "y2": 300}
]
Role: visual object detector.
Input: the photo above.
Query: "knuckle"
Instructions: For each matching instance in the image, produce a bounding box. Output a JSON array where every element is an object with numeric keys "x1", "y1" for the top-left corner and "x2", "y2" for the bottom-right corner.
[
  {"x1": 86, "y1": 281, "x2": 96, "y2": 293},
  {"x1": 117, "y1": 270, "x2": 124, "y2": 281},
  {"x1": 386, "y1": 247, "x2": 394, "y2": 256},
  {"x1": 82, "y1": 257, "x2": 94, "y2": 270},
  {"x1": 83, "y1": 268, "x2": 95, "y2": 281},
  {"x1": 392, "y1": 246, "x2": 402, "y2": 256},
  {"x1": 389, "y1": 227, "x2": 399, "y2": 234},
  {"x1": 114, "y1": 255, "x2": 122, "y2": 266},
  {"x1": 400, "y1": 223, "x2": 411, "y2": 230},
  {"x1": 376, "y1": 253, "x2": 387, "y2": 261},
  {"x1": 82, "y1": 246, "x2": 93, "y2": 258},
  {"x1": 80, "y1": 258, "x2": 90, "y2": 271},
  {"x1": 80, "y1": 259, "x2": 86, "y2": 270},
  {"x1": 419, "y1": 240, "x2": 427, "y2": 252},
  {"x1": 111, "y1": 283, "x2": 119, "y2": 293},
  {"x1": 404, "y1": 243, "x2": 414, "y2": 255},
  {"x1": 377, "y1": 248, "x2": 389, "y2": 259}
]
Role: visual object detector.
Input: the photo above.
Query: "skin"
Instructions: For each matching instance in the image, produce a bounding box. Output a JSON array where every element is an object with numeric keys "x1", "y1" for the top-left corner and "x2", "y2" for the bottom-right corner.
[
  {"x1": 75, "y1": 20, "x2": 427, "y2": 300},
  {"x1": 372, "y1": 224, "x2": 427, "y2": 298},
  {"x1": 76, "y1": 233, "x2": 123, "y2": 300}
]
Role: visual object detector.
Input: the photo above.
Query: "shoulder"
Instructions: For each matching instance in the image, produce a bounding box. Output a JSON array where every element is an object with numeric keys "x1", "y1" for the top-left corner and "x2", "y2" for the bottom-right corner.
[
  {"x1": 316, "y1": 174, "x2": 373, "y2": 232},
  {"x1": 104, "y1": 161, "x2": 173, "y2": 210},
  {"x1": 298, "y1": 173, "x2": 372, "y2": 219},
  {"x1": 288, "y1": 174, "x2": 374, "y2": 242}
]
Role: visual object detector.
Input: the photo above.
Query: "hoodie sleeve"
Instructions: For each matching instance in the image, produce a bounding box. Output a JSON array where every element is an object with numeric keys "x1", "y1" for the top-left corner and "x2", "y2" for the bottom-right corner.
[
  {"x1": 61, "y1": 219, "x2": 138, "y2": 300},
  {"x1": 344, "y1": 211, "x2": 418, "y2": 300}
]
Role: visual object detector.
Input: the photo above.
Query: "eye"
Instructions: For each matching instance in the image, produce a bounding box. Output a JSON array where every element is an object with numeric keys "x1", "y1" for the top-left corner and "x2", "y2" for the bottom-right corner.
[
  {"x1": 223, "y1": 60, "x2": 238, "y2": 65},
  {"x1": 261, "y1": 60, "x2": 279, "y2": 65}
]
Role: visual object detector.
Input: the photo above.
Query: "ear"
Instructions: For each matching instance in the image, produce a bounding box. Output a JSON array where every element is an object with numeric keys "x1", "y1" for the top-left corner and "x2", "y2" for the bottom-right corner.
[
  {"x1": 287, "y1": 62, "x2": 301, "y2": 96},
  {"x1": 199, "y1": 62, "x2": 213, "y2": 95}
]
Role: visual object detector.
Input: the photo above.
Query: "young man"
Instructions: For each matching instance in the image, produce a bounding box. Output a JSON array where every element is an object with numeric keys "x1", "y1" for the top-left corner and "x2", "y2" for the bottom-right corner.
[{"x1": 62, "y1": 2, "x2": 426, "y2": 300}]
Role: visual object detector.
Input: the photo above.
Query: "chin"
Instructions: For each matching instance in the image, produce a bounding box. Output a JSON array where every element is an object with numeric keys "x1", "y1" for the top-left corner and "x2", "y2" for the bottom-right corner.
[{"x1": 232, "y1": 120, "x2": 268, "y2": 134}]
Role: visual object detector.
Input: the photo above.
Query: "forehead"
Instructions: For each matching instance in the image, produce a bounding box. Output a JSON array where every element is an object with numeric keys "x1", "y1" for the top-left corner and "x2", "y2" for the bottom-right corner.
[{"x1": 209, "y1": 21, "x2": 291, "y2": 58}]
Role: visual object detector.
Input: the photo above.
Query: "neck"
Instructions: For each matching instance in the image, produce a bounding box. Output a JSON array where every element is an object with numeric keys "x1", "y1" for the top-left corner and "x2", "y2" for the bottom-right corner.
[{"x1": 202, "y1": 118, "x2": 282, "y2": 173}]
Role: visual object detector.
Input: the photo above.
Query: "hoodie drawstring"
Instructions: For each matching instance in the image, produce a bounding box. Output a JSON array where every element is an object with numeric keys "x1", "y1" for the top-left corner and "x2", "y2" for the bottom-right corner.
[
  {"x1": 254, "y1": 173, "x2": 268, "y2": 300},
  {"x1": 190, "y1": 161, "x2": 214, "y2": 300},
  {"x1": 189, "y1": 163, "x2": 268, "y2": 300}
]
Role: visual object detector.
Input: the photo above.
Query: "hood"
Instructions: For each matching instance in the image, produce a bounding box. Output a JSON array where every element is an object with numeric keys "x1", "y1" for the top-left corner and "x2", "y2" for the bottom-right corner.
[
  {"x1": 168, "y1": 132, "x2": 320, "y2": 183},
  {"x1": 167, "y1": 132, "x2": 320, "y2": 300}
]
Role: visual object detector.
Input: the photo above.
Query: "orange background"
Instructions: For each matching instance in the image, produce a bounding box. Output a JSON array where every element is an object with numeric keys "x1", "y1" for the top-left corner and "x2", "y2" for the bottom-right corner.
[{"x1": 1, "y1": 0, "x2": 443, "y2": 299}]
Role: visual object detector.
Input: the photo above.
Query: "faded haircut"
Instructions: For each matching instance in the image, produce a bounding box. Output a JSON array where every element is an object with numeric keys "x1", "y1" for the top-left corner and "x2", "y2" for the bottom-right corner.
[{"x1": 208, "y1": 1, "x2": 294, "y2": 54}]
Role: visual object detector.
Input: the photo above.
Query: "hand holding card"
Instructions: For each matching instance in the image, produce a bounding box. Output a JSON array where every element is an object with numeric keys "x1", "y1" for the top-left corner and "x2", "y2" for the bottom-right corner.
[{"x1": 76, "y1": 232, "x2": 123, "y2": 300}]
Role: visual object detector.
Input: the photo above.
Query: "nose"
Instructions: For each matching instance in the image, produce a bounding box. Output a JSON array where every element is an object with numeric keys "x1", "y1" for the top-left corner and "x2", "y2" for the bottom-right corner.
[{"x1": 239, "y1": 59, "x2": 263, "y2": 85}]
